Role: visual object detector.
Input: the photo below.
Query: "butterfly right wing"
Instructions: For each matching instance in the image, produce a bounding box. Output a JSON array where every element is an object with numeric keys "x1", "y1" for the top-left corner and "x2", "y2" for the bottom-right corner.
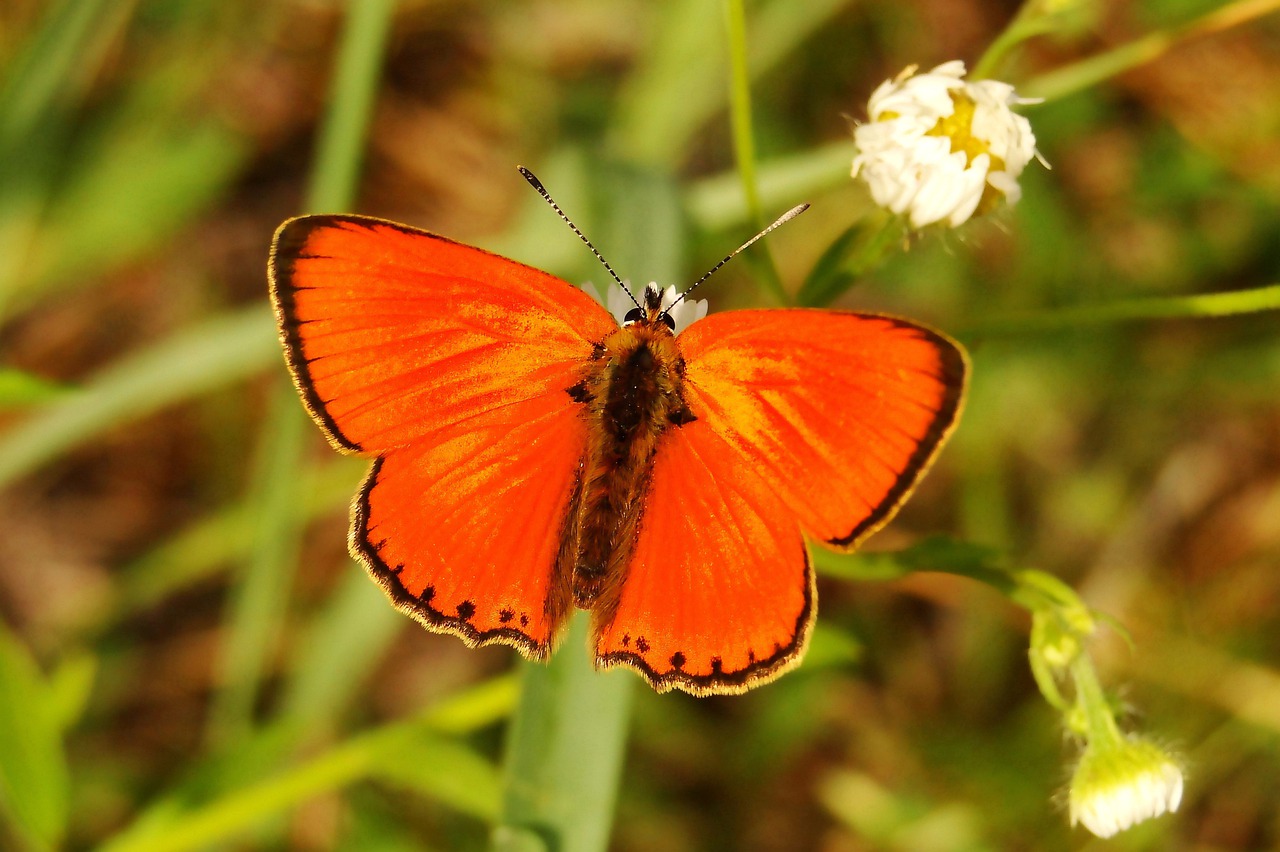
[
  {"x1": 594, "y1": 309, "x2": 966, "y2": 693},
  {"x1": 269, "y1": 215, "x2": 618, "y2": 657}
]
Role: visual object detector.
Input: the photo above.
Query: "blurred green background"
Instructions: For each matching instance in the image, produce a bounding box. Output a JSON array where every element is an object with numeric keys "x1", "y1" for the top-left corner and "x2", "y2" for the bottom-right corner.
[{"x1": 1, "y1": 0, "x2": 1279, "y2": 849}]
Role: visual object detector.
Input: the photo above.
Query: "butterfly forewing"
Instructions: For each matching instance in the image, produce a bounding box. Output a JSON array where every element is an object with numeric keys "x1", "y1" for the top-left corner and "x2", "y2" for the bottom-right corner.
[
  {"x1": 679, "y1": 310, "x2": 966, "y2": 548},
  {"x1": 269, "y1": 215, "x2": 614, "y2": 454},
  {"x1": 270, "y1": 215, "x2": 617, "y2": 656}
]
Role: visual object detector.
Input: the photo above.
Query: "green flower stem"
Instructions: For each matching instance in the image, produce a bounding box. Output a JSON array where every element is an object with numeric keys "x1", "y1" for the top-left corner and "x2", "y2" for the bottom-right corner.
[
  {"x1": 963, "y1": 283, "x2": 1280, "y2": 338},
  {"x1": 1023, "y1": 0, "x2": 1280, "y2": 102},
  {"x1": 797, "y1": 209, "x2": 903, "y2": 307},
  {"x1": 1070, "y1": 655, "x2": 1123, "y2": 748},
  {"x1": 971, "y1": 1, "x2": 1059, "y2": 81},
  {"x1": 723, "y1": 0, "x2": 790, "y2": 306},
  {"x1": 494, "y1": 613, "x2": 633, "y2": 852},
  {"x1": 817, "y1": 542, "x2": 1110, "y2": 718}
]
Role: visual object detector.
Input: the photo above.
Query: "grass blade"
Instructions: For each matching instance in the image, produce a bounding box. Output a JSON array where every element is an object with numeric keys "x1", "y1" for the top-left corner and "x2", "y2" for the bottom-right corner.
[
  {"x1": 0, "y1": 307, "x2": 276, "y2": 489},
  {"x1": 493, "y1": 614, "x2": 633, "y2": 852}
]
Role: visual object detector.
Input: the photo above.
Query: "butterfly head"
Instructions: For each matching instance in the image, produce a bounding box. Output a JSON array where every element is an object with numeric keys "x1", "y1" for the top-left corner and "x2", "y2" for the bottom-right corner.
[
  {"x1": 519, "y1": 165, "x2": 806, "y2": 336},
  {"x1": 623, "y1": 283, "x2": 677, "y2": 332}
]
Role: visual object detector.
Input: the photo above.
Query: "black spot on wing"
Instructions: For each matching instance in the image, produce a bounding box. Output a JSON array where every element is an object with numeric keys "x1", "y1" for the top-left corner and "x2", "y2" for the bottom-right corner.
[
  {"x1": 349, "y1": 459, "x2": 554, "y2": 660},
  {"x1": 567, "y1": 381, "x2": 592, "y2": 403},
  {"x1": 595, "y1": 546, "x2": 815, "y2": 696}
]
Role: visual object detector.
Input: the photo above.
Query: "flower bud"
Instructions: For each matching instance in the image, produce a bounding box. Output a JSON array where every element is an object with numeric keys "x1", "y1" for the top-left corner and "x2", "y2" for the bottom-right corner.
[{"x1": 1069, "y1": 735, "x2": 1184, "y2": 838}]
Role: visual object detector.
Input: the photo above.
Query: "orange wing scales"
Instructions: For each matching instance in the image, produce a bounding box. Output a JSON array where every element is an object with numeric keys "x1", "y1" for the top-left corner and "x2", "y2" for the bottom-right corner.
[
  {"x1": 270, "y1": 214, "x2": 615, "y2": 657},
  {"x1": 272, "y1": 214, "x2": 967, "y2": 696},
  {"x1": 594, "y1": 420, "x2": 816, "y2": 694},
  {"x1": 677, "y1": 310, "x2": 966, "y2": 551},
  {"x1": 270, "y1": 215, "x2": 613, "y2": 455},
  {"x1": 593, "y1": 309, "x2": 965, "y2": 695},
  {"x1": 352, "y1": 394, "x2": 587, "y2": 657}
]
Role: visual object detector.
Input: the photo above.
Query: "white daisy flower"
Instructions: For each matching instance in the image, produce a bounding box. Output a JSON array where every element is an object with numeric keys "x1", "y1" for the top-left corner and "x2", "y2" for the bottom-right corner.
[
  {"x1": 1068, "y1": 736, "x2": 1184, "y2": 838},
  {"x1": 582, "y1": 282, "x2": 708, "y2": 335},
  {"x1": 851, "y1": 60, "x2": 1040, "y2": 228}
]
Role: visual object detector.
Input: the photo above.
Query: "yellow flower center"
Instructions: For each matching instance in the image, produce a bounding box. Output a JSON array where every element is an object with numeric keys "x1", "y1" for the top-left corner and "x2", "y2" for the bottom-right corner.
[{"x1": 925, "y1": 93, "x2": 1008, "y2": 215}]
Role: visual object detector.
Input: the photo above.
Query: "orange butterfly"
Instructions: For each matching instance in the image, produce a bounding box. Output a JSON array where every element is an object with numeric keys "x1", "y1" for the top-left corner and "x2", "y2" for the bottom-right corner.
[{"x1": 268, "y1": 169, "x2": 967, "y2": 696}]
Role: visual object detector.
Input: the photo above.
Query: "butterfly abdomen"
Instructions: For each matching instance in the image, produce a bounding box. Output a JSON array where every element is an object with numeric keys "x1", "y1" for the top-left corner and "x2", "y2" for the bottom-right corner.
[{"x1": 568, "y1": 320, "x2": 693, "y2": 616}]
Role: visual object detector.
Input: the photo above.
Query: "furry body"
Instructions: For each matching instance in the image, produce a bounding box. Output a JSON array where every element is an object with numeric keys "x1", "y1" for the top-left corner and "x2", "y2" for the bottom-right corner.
[{"x1": 556, "y1": 293, "x2": 696, "y2": 634}]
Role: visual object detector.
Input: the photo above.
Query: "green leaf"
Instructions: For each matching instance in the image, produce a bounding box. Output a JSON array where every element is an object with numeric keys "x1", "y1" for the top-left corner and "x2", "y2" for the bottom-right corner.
[
  {"x1": 45, "y1": 652, "x2": 97, "y2": 732},
  {"x1": 685, "y1": 140, "x2": 859, "y2": 233},
  {"x1": 206, "y1": 391, "x2": 310, "y2": 747},
  {"x1": 112, "y1": 459, "x2": 363, "y2": 621},
  {"x1": 20, "y1": 119, "x2": 247, "y2": 305},
  {"x1": 610, "y1": 0, "x2": 854, "y2": 168},
  {"x1": 275, "y1": 568, "x2": 404, "y2": 738},
  {"x1": 369, "y1": 731, "x2": 502, "y2": 821},
  {"x1": 0, "y1": 624, "x2": 70, "y2": 850},
  {"x1": 98, "y1": 677, "x2": 517, "y2": 852},
  {"x1": 814, "y1": 536, "x2": 1008, "y2": 586}
]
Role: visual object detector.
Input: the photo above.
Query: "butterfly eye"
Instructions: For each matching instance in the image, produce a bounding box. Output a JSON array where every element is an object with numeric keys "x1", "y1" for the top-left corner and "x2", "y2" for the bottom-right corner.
[
  {"x1": 660, "y1": 313, "x2": 676, "y2": 331},
  {"x1": 623, "y1": 307, "x2": 644, "y2": 326}
]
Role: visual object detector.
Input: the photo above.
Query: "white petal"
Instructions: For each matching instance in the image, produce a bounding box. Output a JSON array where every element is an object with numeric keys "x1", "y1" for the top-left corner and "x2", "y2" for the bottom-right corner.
[
  {"x1": 604, "y1": 282, "x2": 634, "y2": 325},
  {"x1": 658, "y1": 283, "x2": 707, "y2": 334}
]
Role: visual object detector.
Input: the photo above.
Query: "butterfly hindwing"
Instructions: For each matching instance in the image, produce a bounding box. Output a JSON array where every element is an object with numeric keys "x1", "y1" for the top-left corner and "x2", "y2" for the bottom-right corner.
[
  {"x1": 270, "y1": 215, "x2": 617, "y2": 656},
  {"x1": 594, "y1": 309, "x2": 966, "y2": 694},
  {"x1": 353, "y1": 393, "x2": 588, "y2": 656},
  {"x1": 593, "y1": 416, "x2": 815, "y2": 694}
]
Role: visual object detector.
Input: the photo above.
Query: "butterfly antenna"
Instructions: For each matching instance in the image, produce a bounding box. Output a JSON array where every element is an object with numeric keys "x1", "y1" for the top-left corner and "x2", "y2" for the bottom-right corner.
[
  {"x1": 518, "y1": 166, "x2": 642, "y2": 312},
  {"x1": 662, "y1": 203, "x2": 810, "y2": 317}
]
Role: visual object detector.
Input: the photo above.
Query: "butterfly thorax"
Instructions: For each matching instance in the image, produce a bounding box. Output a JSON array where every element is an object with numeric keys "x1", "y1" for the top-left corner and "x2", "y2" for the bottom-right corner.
[{"x1": 560, "y1": 314, "x2": 698, "y2": 623}]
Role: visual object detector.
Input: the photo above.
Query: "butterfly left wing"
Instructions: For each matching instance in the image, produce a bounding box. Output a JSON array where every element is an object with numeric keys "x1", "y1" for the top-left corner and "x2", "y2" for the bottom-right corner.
[
  {"x1": 594, "y1": 309, "x2": 967, "y2": 694},
  {"x1": 270, "y1": 215, "x2": 618, "y2": 658}
]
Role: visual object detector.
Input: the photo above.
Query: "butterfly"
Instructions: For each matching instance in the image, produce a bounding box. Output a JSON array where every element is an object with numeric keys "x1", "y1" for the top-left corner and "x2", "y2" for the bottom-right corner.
[{"x1": 267, "y1": 168, "x2": 967, "y2": 696}]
